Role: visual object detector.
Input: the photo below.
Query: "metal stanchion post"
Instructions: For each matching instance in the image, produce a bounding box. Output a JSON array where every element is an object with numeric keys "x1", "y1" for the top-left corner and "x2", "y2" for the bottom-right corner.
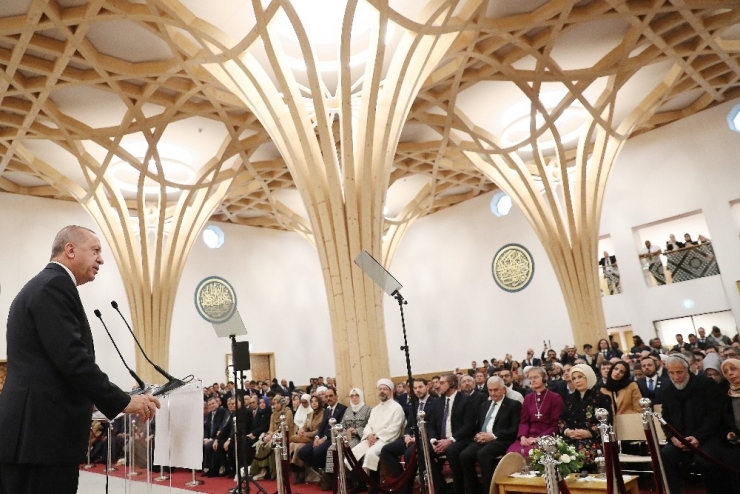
[
  {"x1": 274, "y1": 414, "x2": 287, "y2": 494},
  {"x1": 418, "y1": 411, "x2": 435, "y2": 494},
  {"x1": 105, "y1": 421, "x2": 118, "y2": 473},
  {"x1": 640, "y1": 398, "x2": 670, "y2": 494},
  {"x1": 596, "y1": 408, "x2": 611, "y2": 480},
  {"x1": 185, "y1": 468, "x2": 204, "y2": 487},
  {"x1": 333, "y1": 423, "x2": 347, "y2": 494},
  {"x1": 538, "y1": 436, "x2": 561, "y2": 494},
  {"x1": 127, "y1": 417, "x2": 140, "y2": 477}
]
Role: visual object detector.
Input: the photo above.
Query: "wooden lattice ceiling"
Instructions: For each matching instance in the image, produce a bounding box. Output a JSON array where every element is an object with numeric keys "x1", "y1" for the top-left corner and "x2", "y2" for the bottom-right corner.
[{"x1": 0, "y1": 0, "x2": 739, "y2": 231}]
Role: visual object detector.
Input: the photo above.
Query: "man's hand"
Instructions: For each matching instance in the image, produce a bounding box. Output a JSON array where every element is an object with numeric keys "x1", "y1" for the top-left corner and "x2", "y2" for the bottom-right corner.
[
  {"x1": 686, "y1": 436, "x2": 699, "y2": 448},
  {"x1": 670, "y1": 437, "x2": 687, "y2": 450},
  {"x1": 404, "y1": 434, "x2": 415, "y2": 447},
  {"x1": 124, "y1": 394, "x2": 161, "y2": 423},
  {"x1": 213, "y1": 440, "x2": 219, "y2": 451},
  {"x1": 433, "y1": 439, "x2": 451, "y2": 454},
  {"x1": 367, "y1": 433, "x2": 378, "y2": 447},
  {"x1": 224, "y1": 438, "x2": 231, "y2": 451},
  {"x1": 475, "y1": 432, "x2": 495, "y2": 444}
]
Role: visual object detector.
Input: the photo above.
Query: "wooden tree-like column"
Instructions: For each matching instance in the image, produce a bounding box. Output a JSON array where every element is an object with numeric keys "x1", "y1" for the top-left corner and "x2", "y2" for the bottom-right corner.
[
  {"x1": 459, "y1": 68, "x2": 683, "y2": 348},
  {"x1": 196, "y1": 0, "x2": 482, "y2": 398}
]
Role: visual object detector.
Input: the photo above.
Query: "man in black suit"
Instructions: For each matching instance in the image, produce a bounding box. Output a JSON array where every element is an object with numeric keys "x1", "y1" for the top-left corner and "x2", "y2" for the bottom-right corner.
[
  {"x1": 0, "y1": 225, "x2": 160, "y2": 494},
  {"x1": 521, "y1": 348, "x2": 541, "y2": 369},
  {"x1": 670, "y1": 334, "x2": 691, "y2": 352},
  {"x1": 459, "y1": 377, "x2": 522, "y2": 494},
  {"x1": 297, "y1": 386, "x2": 347, "y2": 471},
  {"x1": 203, "y1": 396, "x2": 228, "y2": 475},
  {"x1": 635, "y1": 356, "x2": 666, "y2": 405},
  {"x1": 379, "y1": 378, "x2": 438, "y2": 493},
  {"x1": 429, "y1": 374, "x2": 477, "y2": 494}
]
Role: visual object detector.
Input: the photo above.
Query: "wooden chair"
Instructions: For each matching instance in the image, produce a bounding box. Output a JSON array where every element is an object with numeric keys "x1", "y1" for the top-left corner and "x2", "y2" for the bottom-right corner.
[{"x1": 490, "y1": 452, "x2": 526, "y2": 494}]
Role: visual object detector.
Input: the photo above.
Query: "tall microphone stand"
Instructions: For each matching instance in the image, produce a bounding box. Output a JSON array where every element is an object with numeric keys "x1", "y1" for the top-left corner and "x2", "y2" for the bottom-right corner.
[{"x1": 354, "y1": 250, "x2": 428, "y2": 493}]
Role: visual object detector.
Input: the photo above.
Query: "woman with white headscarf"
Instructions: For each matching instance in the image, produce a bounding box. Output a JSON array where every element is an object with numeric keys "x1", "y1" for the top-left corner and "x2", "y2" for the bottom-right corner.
[
  {"x1": 559, "y1": 363, "x2": 612, "y2": 471},
  {"x1": 325, "y1": 387, "x2": 372, "y2": 475},
  {"x1": 293, "y1": 394, "x2": 312, "y2": 431}
]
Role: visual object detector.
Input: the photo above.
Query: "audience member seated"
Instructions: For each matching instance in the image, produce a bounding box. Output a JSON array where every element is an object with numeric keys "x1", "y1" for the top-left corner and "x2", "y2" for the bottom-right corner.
[
  {"x1": 703, "y1": 352, "x2": 728, "y2": 392},
  {"x1": 243, "y1": 396, "x2": 272, "y2": 468},
  {"x1": 203, "y1": 396, "x2": 227, "y2": 475},
  {"x1": 250, "y1": 395, "x2": 294, "y2": 480},
  {"x1": 595, "y1": 338, "x2": 619, "y2": 362},
  {"x1": 290, "y1": 395, "x2": 323, "y2": 484},
  {"x1": 459, "y1": 377, "x2": 522, "y2": 494},
  {"x1": 500, "y1": 369, "x2": 527, "y2": 398},
  {"x1": 671, "y1": 334, "x2": 691, "y2": 352},
  {"x1": 297, "y1": 387, "x2": 347, "y2": 480},
  {"x1": 325, "y1": 387, "x2": 371, "y2": 479},
  {"x1": 380, "y1": 378, "x2": 438, "y2": 494},
  {"x1": 506, "y1": 367, "x2": 564, "y2": 457},
  {"x1": 636, "y1": 355, "x2": 666, "y2": 405},
  {"x1": 205, "y1": 397, "x2": 235, "y2": 477},
  {"x1": 559, "y1": 364, "x2": 612, "y2": 471},
  {"x1": 708, "y1": 326, "x2": 732, "y2": 347},
  {"x1": 600, "y1": 361, "x2": 642, "y2": 415},
  {"x1": 521, "y1": 348, "x2": 541, "y2": 368},
  {"x1": 660, "y1": 354, "x2": 727, "y2": 493},
  {"x1": 349, "y1": 379, "x2": 405, "y2": 492},
  {"x1": 720, "y1": 358, "x2": 740, "y2": 487},
  {"x1": 429, "y1": 374, "x2": 477, "y2": 494}
]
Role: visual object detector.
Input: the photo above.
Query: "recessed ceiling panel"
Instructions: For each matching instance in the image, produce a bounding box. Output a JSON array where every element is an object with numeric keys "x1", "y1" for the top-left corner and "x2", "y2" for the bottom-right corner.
[
  {"x1": 86, "y1": 20, "x2": 174, "y2": 63},
  {"x1": 49, "y1": 86, "x2": 130, "y2": 129}
]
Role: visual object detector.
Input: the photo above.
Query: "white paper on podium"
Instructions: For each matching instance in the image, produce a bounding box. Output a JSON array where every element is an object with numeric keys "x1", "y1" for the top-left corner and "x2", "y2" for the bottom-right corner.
[{"x1": 153, "y1": 382, "x2": 203, "y2": 470}]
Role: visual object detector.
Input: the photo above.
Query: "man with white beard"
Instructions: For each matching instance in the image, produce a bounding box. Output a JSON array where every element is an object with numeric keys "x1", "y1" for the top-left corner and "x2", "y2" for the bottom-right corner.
[
  {"x1": 660, "y1": 355, "x2": 727, "y2": 493},
  {"x1": 350, "y1": 379, "x2": 405, "y2": 492}
]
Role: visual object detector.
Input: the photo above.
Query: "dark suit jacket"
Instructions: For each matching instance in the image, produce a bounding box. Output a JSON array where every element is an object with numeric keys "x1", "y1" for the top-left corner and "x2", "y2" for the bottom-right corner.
[
  {"x1": 598, "y1": 255, "x2": 617, "y2": 266},
  {"x1": 404, "y1": 396, "x2": 440, "y2": 437},
  {"x1": 204, "y1": 406, "x2": 228, "y2": 439},
  {"x1": 636, "y1": 375, "x2": 667, "y2": 405},
  {"x1": 430, "y1": 392, "x2": 477, "y2": 442},
  {"x1": 521, "y1": 357, "x2": 541, "y2": 368},
  {"x1": 0, "y1": 263, "x2": 131, "y2": 465},
  {"x1": 316, "y1": 402, "x2": 348, "y2": 439},
  {"x1": 476, "y1": 397, "x2": 522, "y2": 443}
]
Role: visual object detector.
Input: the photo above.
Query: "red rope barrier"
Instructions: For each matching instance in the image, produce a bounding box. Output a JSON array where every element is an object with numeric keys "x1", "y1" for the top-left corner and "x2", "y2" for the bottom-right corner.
[
  {"x1": 341, "y1": 442, "x2": 418, "y2": 493},
  {"x1": 282, "y1": 458, "x2": 292, "y2": 494},
  {"x1": 557, "y1": 476, "x2": 572, "y2": 494},
  {"x1": 642, "y1": 419, "x2": 666, "y2": 494},
  {"x1": 332, "y1": 447, "x2": 339, "y2": 494},
  {"x1": 604, "y1": 441, "x2": 614, "y2": 494},
  {"x1": 661, "y1": 421, "x2": 740, "y2": 476}
]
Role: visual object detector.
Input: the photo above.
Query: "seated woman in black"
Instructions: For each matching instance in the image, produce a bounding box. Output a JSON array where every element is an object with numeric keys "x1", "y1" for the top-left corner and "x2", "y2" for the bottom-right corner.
[{"x1": 559, "y1": 363, "x2": 612, "y2": 471}]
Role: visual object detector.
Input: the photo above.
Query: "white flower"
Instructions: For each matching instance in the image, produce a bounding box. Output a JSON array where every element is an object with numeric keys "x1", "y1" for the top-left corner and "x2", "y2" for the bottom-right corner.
[{"x1": 560, "y1": 454, "x2": 571, "y2": 464}]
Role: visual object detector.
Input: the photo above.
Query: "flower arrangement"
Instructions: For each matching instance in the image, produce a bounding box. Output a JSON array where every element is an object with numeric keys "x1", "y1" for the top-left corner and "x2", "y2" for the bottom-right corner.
[{"x1": 528, "y1": 435, "x2": 586, "y2": 477}]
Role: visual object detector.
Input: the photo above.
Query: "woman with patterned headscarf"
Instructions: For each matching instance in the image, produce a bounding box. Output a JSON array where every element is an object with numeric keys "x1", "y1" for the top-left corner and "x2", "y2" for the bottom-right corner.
[{"x1": 559, "y1": 363, "x2": 612, "y2": 470}]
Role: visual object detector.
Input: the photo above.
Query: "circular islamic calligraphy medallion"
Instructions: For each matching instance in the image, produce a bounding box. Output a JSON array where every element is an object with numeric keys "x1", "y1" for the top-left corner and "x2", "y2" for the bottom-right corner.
[
  {"x1": 195, "y1": 276, "x2": 237, "y2": 323},
  {"x1": 492, "y1": 243, "x2": 535, "y2": 292}
]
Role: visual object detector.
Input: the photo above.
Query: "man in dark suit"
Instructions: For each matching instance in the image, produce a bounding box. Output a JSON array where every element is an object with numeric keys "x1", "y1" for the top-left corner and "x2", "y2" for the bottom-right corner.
[
  {"x1": 635, "y1": 356, "x2": 666, "y2": 405},
  {"x1": 459, "y1": 377, "x2": 522, "y2": 494},
  {"x1": 297, "y1": 386, "x2": 347, "y2": 471},
  {"x1": 379, "y1": 378, "x2": 438, "y2": 494},
  {"x1": 203, "y1": 396, "x2": 228, "y2": 475},
  {"x1": 521, "y1": 349, "x2": 541, "y2": 369},
  {"x1": 0, "y1": 225, "x2": 160, "y2": 494},
  {"x1": 429, "y1": 374, "x2": 477, "y2": 494}
]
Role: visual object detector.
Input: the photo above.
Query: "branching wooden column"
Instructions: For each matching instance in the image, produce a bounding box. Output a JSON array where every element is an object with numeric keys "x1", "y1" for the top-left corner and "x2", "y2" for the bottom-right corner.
[
  {"x1": 197, "y1": 0, "x2": 482, "y2": 398},
  {"x1": 461, "y1": 68, "x2": 682, "y2": 348}
]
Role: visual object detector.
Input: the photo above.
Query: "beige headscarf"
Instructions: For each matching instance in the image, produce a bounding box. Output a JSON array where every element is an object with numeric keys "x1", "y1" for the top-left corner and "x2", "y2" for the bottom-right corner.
[
  {"x1": 722, "y1": 358, "x2": 740, "y2": 397},
  {"x1": 571, "y1": 363, "x2": 597, "y2": 390},
  {"x1": 294, "y1": 393, "x2": 312, "y2": 429}
]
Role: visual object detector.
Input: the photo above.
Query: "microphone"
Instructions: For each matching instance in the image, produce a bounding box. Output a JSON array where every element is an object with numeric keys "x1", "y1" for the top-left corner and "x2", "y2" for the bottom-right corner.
[
  {"x1": 93, "y1": 309, "x2": 148, "y2": 394},
  {"x1": 111, "y1": 300, "x2": 185, "y2": 396}
]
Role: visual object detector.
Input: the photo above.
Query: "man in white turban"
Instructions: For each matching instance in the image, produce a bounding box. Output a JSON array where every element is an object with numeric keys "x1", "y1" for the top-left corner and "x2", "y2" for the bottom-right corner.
[{"x1": 351, "y1": 378, "x2": 405, "y2": 481}]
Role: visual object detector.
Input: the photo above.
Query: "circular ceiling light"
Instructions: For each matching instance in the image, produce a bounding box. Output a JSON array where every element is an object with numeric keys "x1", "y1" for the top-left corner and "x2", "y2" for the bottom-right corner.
[
  {"x1": 727, "y1": 104, "x2": 740, "y2": 133},
  {"x1": 202, "y1": 225, "x2": 225, "y2": 249},
  {"x1": 490, "y1": 191, "x2": 513, "y2": 217},
  {"x1": 109, "y1": 142, "x2": 194, "y2": 195},
  {"x1": 500, "y1": 92, "x2": 587, "y2": 151}
]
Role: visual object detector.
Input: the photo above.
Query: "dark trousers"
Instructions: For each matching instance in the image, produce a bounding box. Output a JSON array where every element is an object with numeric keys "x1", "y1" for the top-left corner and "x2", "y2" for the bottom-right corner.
[
  {"x1": 0, "y1": 464, "x2": 79, "y2": 494},
  {"x1": 459, "y1": 440, "x2": 508, "y2": 494},
  {"x1": 297, "y1": 439, "x2": 331, "y2": 470},
  {"x1": 661, "y1": 439, "x2": 728, "y2": 493},
  {"x1": 379, "y1": 439, "x2": 415, "y2": 494},
  {"x1": 431, "y1": 440, "x2": 470, "y2": 494}
]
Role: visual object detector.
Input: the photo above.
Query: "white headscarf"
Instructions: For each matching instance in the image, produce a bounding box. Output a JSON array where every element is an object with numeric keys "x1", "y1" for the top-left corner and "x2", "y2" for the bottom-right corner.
[
  {"x1": 293, "y1": 393, "x2": 312, "y2": 429},
  {"x1": 349, "y1": 387, "x2": 366, "y2": 413}
]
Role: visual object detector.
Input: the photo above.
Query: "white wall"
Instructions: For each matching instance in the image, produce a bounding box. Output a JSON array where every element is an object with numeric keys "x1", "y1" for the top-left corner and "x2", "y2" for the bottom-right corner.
[{"x1": 2, "y1": 98, "x2": 739, "y2": 389}]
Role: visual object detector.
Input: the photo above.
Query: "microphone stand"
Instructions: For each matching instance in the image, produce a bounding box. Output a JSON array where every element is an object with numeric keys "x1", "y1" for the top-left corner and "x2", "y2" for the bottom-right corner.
[
  {"x1": 110, "y1": 301, "x2": 184, "y2": 396},
  {"x1": 94, "y1": 310, "x2": 148, "y2": 394},
  {"x1": 392, "y1": 290, "x2": 427, "y2": 494}
]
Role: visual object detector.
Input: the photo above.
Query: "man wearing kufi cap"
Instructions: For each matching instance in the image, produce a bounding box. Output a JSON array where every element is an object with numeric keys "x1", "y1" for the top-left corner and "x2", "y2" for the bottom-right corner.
[{"x1": 350, "y1": 379, "x2": 405, "y2": 482}]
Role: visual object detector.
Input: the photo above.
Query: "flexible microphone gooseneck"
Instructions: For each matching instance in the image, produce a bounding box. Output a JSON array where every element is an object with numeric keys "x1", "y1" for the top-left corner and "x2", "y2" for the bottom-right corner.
[
  {"x1": 93, "y1": 309, "x2": 147, "y2": 394},
  {"x1": 110, "y1": 301, "x2": 185, "y2": 396}
]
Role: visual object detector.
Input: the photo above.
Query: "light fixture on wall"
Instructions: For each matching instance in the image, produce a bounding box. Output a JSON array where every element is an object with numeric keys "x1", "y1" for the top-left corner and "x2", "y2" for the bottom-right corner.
[
  {"x1": 202, "y1": 225, "x2": 225, "y2": 249},
  {"x1": 727, "y1": 104, "x2": 740, "y2": 133},
  {"x1": 681, "y1": 299, "x2": 695, "y2": 309},
  {"x1": 490, "y1": 191, "x2": 513, "y2": 217}
]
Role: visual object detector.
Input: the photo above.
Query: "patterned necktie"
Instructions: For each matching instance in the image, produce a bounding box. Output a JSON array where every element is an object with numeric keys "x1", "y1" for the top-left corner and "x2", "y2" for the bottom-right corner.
[
  {"x1": 441, "y1": 398, "x2": 450, "y2": 439},
  {"x1": 648, "y1": 378, "x2": 654, "y2": 392},
  {"x1": 419, "y1": 401, "x2": 425, "y2": 413},
  {"x1": 482, "y1": 402, "x2": 497, "y2": 432}
]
